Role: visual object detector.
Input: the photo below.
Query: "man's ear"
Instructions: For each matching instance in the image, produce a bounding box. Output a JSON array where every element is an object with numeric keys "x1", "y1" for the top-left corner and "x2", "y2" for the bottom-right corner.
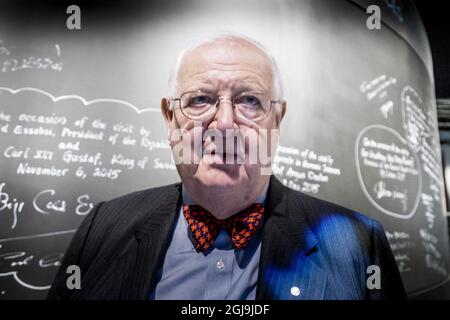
[
  {"x1": 161, "y1": 97, "x2": 173, "y2": 140},
  {"x1": 275, "y1": 100, "x2": 287, "y2": 127},
  {"x1": 161, "y1": 97, "x2": 173, "y2": 122}
]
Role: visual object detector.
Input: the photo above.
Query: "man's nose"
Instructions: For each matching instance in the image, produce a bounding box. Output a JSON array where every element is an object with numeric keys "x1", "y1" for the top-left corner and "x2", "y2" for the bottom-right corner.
[{"x1": 214, "y1": 97, "x2": 235, "y2": 130}]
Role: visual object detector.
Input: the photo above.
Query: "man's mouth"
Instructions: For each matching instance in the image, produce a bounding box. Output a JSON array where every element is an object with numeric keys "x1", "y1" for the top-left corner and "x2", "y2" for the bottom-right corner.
[
  {"x1": 206, "y1": 149, "x2": 244, "y2": 164},
  {"x1": 201, "y1": 139, "x2": 247, "y2": 165}
]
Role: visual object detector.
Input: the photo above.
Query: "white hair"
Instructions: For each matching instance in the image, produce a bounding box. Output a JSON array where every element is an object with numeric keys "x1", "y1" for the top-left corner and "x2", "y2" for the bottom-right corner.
[{"x1": 168, "y1": 32, "x2": 283, "y2": 101}]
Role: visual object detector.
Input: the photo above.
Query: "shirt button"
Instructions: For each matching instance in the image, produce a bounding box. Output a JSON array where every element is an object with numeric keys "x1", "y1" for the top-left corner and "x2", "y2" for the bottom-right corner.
[{"x1": 216, "y1": 259, "x2": 224, "y2": 270}]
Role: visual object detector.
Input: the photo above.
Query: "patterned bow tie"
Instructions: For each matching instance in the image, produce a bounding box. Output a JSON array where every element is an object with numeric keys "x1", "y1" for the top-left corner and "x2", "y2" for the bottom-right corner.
[{"x1": 182, "y1": 203, "x2": 265, "y2": 252}]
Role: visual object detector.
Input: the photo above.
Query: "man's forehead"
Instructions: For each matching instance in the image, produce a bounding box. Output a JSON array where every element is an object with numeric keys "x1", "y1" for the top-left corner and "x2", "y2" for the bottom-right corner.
[{"x1": 177, "y1": 37, "x2": 273, "y2": 80}]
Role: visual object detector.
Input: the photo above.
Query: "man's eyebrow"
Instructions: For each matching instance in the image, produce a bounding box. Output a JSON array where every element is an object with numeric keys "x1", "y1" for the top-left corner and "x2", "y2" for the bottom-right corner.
[
  {"x1": 186, "y1": 87, "x2": 216, "y2": 95},
  {"x1": 233, "y1": 83, "x2": 269, "y2": 95},
  {"x1": 182, "y1": 82, "x2": 217, "y2": 93},
  {"x1": 181, "y1": 80, "x2": 269, "y2": 95}
]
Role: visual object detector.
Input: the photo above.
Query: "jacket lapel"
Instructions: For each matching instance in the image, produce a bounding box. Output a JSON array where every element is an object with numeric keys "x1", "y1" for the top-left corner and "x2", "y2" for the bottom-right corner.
[
  {"x1": 256, "y1": 176, "x2": 327, "y2": 300},
  {"x1": 120, "y1": 182, "x2": 182, "y2": 299}
]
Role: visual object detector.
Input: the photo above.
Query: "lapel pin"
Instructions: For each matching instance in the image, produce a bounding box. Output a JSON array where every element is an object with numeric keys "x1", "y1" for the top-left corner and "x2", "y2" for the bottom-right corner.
[{"x1": 290, "y1": 286, "x2": 301, "y2": 297}]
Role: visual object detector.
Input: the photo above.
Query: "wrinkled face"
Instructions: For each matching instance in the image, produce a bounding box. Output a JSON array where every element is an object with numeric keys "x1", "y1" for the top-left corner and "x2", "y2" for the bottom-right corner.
[{"x1": 162, "y1": 37, "x2": 286, "y2": 195}]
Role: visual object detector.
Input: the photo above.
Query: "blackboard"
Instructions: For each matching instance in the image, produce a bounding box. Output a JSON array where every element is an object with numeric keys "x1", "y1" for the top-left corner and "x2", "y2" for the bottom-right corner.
[{"x1": 1, "y1": 0, "x2": 449, "y2": 299}]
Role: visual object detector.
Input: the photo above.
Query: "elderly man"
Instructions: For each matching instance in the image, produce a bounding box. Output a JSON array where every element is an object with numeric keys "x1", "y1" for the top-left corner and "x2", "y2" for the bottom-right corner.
[{"x1": 48, "y1": 34, "x2": 406, "y2": 300}]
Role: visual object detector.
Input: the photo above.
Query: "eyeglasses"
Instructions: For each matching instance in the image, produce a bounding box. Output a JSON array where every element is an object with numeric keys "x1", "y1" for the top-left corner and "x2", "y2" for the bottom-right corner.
[{"x1": 171, "y1": 90, "x2": 280, "y2": 122}]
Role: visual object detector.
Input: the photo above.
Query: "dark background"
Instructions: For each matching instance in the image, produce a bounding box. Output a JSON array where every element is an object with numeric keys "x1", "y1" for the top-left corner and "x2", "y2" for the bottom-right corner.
[
  {"x1": 405, "y1": 1, "x2": 450, "y2": 299},
  {"x1": 3, "y1": 1, "x2": 448, "y2": 97},
  {"x1": 416, "y1": 2, "x2": 450, "y2": 99}
]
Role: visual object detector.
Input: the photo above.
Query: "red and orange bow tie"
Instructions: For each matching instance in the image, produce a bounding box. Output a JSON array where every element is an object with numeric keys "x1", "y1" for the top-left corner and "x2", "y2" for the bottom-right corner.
[{"x1": 182, "y1": 203, "x2": 265, "y2": 252}]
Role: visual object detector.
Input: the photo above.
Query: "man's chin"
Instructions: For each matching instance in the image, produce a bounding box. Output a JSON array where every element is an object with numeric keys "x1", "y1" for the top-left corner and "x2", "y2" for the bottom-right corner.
[{"x1": 195, "y1": 162, "x2": 243, "y2": 187}]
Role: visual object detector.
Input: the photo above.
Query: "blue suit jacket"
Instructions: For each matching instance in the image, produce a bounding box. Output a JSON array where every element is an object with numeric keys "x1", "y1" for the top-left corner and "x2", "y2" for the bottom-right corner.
[{"x1": 47, "y1": 175, "x2": 406, "y2": 300}]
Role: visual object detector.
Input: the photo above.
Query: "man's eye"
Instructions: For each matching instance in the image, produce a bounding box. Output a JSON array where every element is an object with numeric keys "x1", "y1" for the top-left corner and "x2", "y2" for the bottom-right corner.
[
  {"x1": 240, "y1": 95, "x2": 261, "y2": 107},
  {"x1": 190, "y1": 95, "x2": 212, "y2": 105}
]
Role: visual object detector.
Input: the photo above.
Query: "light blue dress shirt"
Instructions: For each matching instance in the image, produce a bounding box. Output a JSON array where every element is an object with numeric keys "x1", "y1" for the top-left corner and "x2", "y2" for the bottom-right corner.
[{"x1": 150, "y1": 183, "x2": 269, "y2": 300}]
